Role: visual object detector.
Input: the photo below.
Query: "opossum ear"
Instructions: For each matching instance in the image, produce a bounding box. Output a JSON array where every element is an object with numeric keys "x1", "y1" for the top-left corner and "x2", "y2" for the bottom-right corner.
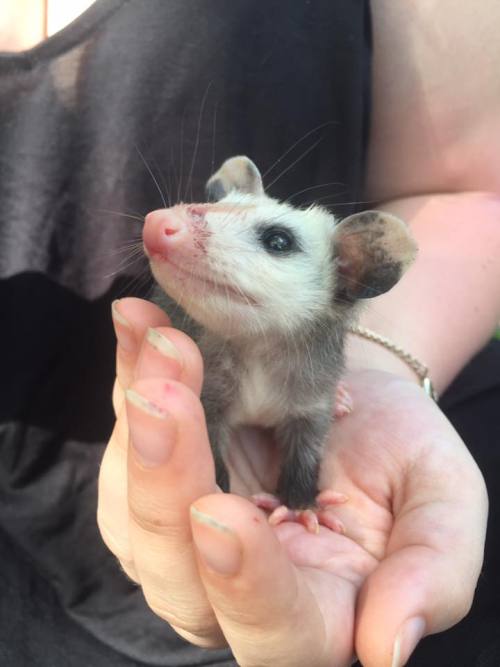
[
  {"x1": 205, "y1": 155, "x2": 264, "y2": 201},
  {"x1": 333, "y1": 210, "x2": 417, "y2": 301}
]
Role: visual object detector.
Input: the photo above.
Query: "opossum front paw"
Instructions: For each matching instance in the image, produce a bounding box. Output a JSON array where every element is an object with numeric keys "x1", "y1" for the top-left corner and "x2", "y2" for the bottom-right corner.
[
  {"x1": 334, "y1": 381, "x2": 353, "y2": 419},
  {"x1": 252, "y1": 490, "x2": 348, "y2": 535}
]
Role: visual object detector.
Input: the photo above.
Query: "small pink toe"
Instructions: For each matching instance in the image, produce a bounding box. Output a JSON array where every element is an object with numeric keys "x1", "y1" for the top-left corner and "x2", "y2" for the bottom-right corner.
[
  {"x1": 257, "y1": 490, "x2": 348, "y2": 536},
  {"x1": 299, "y1": 509, "x2": 320, "y2": 534},
  {"x1": 316, "y1": 509, "x2": 346, "y2": 534},
  {"x1": 251, "y1": 492, "x2": 282, "y2": 512},
  {"x1": 268, "y1": 505, "x2": 297, "y2": 526},
  {"x1": 334, "y1": 382, "x2": 353, "y2": 419},
  {"x1": 316, "y1": 489, "x2": 349, "y2": 508},
  {"x1": 268, "y1": 506, "x2": 320, "y2": 534}
]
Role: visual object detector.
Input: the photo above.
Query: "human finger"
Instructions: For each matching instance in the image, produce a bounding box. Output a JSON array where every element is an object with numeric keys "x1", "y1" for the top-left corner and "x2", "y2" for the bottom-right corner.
[
  {"x1": 101, "y1": 313, "x2": 204, "y2": 589},
  {"x1": 134, "y1": 326, "x2": 203, "y2": 396},
  {"x1": 189, "y1": 494, "x2": 349, "y2": 667},
  {"x1": 111, "y1": 297, "x2": 169, "y2": 410},
  {"x1": 100, "y1": 300, "x2": 180, "y2": 577},
  {"x1": 97, "y1": 399, "x2": 139, "y2": 581},
  {"x1": 126, "y1": 377, "x2": 225, "y2": 647}
]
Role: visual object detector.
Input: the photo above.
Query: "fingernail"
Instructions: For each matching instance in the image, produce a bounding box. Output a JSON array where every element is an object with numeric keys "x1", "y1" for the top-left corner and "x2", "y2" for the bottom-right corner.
[
  {"x1": 125, "y1": 388, "x2": 173, "y2": 467},
  {"x1": 146, "y1": 328, "x2": 182, "y2": 362},
  {"x1": 126, "y1": 388, "x2": 167, "y2": 418},
  {"x1": 392, "y1": 616, "x2": 426, "y2": 667},
  {"x1": 191, "y1": 506, "x2": 242, "y2": 576},
  {"x1": 112, "y1": 300, "x2": 136, "y2": 353}
]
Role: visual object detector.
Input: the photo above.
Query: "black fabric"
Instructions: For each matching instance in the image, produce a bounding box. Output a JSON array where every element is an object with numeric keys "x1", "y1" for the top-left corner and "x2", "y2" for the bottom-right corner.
[{"x1": 0, "y1": 1, "x2": 372, "y2": 665}]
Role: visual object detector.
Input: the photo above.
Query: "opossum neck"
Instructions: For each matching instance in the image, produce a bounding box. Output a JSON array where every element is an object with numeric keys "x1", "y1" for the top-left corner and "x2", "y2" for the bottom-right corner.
[{"x1": 229, "y1": 311, "x2": 350, "y2": 370}]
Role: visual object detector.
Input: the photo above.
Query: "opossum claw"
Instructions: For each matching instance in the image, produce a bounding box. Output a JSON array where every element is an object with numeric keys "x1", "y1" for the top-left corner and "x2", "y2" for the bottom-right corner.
[{"x1": 254, "y1": 492, "x2": 347, "y2": 535}]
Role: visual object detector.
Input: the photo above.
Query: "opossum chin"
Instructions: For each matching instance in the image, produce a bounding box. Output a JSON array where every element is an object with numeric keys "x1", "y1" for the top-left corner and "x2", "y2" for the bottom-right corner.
[
  {"x1": 152, "y1": 257, "x2": 256, "y2": 303},
  {"x1": 150, "y1": 259, "x2": 265, "y2": 337}
]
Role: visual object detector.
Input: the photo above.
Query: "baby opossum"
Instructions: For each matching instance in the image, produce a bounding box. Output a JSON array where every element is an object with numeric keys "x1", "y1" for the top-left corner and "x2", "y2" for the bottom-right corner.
[{"x1": 143, "y1": 156, "x2": 416, "y2": 525}]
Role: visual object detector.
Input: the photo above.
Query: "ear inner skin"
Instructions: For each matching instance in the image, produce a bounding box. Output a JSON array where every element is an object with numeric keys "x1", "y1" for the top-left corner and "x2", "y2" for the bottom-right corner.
[
  {"x1": 205, "y1": 155, "x2": 264, "y2": 200},
  {"x1": 333, "y1": 210, "x2": 417, "y2": 302},
  {"x1": 205, "y1": 178, "x2": 227, "y2": 202}
]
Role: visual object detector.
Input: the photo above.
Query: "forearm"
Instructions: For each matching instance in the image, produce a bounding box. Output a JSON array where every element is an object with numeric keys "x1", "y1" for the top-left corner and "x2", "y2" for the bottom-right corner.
[{"x1": 346, "y1": 191, "x2": 500, "y2": 394}]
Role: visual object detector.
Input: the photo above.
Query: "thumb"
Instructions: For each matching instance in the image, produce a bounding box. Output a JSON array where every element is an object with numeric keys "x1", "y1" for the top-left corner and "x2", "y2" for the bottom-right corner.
[
  {"x1": 355, "y1": 472, "x2": 487, "y2": 667},
  {"x1": 355, "y1": 547, "x2": 447, "y2": 667},
  {"x1": 189, "y1": 495, "x2": 328, "y2": 667}
]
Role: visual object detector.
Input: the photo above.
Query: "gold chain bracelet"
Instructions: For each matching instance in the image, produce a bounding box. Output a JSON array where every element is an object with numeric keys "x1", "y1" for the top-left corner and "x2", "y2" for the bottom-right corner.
[{"x1": 347, "y1": 325, "x2": 438, "y2": 401}]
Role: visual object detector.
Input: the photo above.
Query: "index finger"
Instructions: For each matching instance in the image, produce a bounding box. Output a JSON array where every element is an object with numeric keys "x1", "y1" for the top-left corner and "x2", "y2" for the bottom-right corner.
[{"x1": 111, "y1": 297, "x2": 170, "y2": 405}]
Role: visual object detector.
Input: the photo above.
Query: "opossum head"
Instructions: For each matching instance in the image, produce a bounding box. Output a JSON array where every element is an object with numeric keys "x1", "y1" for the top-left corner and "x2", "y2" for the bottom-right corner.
[{"x1": 143, "y1": 156, "x2": 417, "y2": 339}]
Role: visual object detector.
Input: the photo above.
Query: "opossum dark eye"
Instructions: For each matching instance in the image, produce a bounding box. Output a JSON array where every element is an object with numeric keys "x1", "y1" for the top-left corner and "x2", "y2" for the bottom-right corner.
[{"x1": 259, "y1": 226, "x2": 299, "y2": 255}]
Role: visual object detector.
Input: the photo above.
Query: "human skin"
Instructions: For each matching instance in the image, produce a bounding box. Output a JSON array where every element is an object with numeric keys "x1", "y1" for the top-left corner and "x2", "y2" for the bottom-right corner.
[{"x1": 97, "y1": 3, "x2": 500, "y2": 667}]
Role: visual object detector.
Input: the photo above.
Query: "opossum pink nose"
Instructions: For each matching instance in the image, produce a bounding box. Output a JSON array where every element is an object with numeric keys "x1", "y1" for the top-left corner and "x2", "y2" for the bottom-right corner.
[
  {"x1": 164, "y1": 224, "x2": 179, "y2": 236},
  {"x1": 143, "y1": 209, "x2": 188, "y2": 258}
]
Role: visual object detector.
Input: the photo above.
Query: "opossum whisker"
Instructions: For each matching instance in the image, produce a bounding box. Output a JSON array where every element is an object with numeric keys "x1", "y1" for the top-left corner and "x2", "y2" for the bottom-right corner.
[
  {"x1": 143, "y1": 282, "x2": 157, "y2": 302},
  {"x1": 177, "y1": 110, "x2": 186, "y2": 204},
  {"x1": 93, "y1": 208, "x2": 145, "y2": 224},
  {"x1": 119, "y1": 248, "x2": 148, "y2": 270},
  {"x1": 221, "y1": 281, "x2": 233, "y2": 333},
  {"x1": 122, "y1": 237, "x2": 145, "y2": 249},
  {"x1": 169, "y1": 148, "x2": 180, "y2": 207},
  {"x1": 149, "y1": 155, "x2": 172, "y2": 208},
  {"x1": 284, "y1": 180, "x2": 346, "y2": 203},
  {"x1": 302, "y1": 327, "x2": 315, "y2": 383},
  {"x1": 261, "y1": 120, "x2": 338, "y2": 180},
  {"x1": 135, "y1": 273, "x2": 156, "y2": 299},
  {"x1": 211, "y1": 98, "x2": 219, "y2": 178},
  {"x1": 100, "y1": 238, "x2": 144, "y2": 258},
  {"x1": 115, "y1": 236, "x2": 144, "y2": 247},
  {"x1": 135, "y1": 143, "x2": 168, "y2": 209},
  {"x1": 301, "y1": 192, "x2": 350, "y2": 208},
  {"x1": 176, "y1": 259, "x2": 208, "y2": 321},
  {"x1": 217, "y1": 194, "x2": 293, "y2": 238},
  {"x1": 217, "y1": 197, "x2": 248, "y2": 232},
  {"x1": 102, "y1": 253, "x2": 147, "y2": 280},
  {"x1": 217, "y1": 222, "x2": 292, "y2": 253},
  {"x1": 223, "y1": 207, "x2": 292, "y2": 241},
  {"x1": 114, "y1": 268, "x2": 154, "y2": 300},
  {"x1": 95, "y1": 242, "x2": 144, "y2": 273},
  {"x1": 179, "y1": 306, "x2": 190, "y2": 331},
  {"x1": 265, "y1": 135, "x2": 325, "y2": 192},
  {"x1": 214, "y1": 262, "x2": 268, "y2": 342},
  {"x1": 228, "y1": 209, "x2": 291, "y2": 242},
  {"x1": 115, "y1": 243, "x2": 146, "y2": 262},
  {"x1": 314, "y1": 195, "x2": 380, "y2": 209},
  {"x1": 281, "y1": 311, "x2": 299, "y2": 387},
  {"x1": 184, "y1": 81, "x2": 213, "y2": 202},
  {"x1": 110, "y1": 247, "x2": 146, "y2": 267}
]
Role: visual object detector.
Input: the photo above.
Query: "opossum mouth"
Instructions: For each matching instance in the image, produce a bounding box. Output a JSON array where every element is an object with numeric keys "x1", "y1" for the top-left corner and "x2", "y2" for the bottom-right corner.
[{"x1": 157, "y1": 256, "x2": 259, "y2": 306}]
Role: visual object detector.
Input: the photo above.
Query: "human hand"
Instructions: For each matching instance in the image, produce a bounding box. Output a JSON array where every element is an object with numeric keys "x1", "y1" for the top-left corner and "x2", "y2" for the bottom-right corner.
[{"x1": 98, "y1": 297, "x2": 488, "y2": 667}]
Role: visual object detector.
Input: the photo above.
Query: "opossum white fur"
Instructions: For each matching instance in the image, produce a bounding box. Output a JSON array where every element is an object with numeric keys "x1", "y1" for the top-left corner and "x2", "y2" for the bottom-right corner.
[{"x1": 144, "y1": 156, "x2": 417, "y2": 508}]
